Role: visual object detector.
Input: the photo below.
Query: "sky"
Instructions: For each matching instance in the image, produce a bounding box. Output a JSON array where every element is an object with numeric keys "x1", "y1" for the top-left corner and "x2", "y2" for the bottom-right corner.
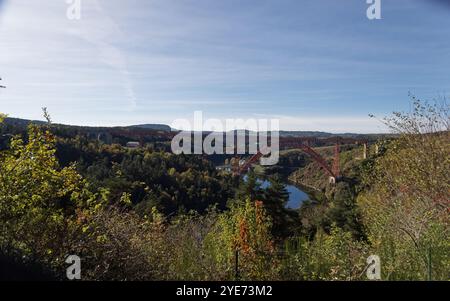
[{"x1": 0, "y1": 0, "x2": 449, "y2": 133}]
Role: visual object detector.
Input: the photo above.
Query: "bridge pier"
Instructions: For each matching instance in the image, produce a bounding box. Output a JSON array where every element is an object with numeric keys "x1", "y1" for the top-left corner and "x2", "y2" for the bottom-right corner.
[
  {"x1": 329, "y1": 175, "x2": 343, "y2": 185},
  {"x1": 329, "y1": 177, "x2": 336, "y2": 185},
  {"x1": 363, "y1": 143, "x2": 367, "y2": 160}
]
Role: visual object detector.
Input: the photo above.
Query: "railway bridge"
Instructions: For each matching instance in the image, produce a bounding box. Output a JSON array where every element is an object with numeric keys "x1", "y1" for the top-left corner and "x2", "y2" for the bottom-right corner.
[{"x1": 233, "y1": 136, "x2": 369, "y2": 184}]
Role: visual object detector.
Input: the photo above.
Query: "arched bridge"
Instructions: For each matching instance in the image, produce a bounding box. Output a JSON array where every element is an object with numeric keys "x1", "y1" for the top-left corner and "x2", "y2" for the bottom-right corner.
[{"x1": 233, "y1": 137, "x2": 368, "y2": 182}]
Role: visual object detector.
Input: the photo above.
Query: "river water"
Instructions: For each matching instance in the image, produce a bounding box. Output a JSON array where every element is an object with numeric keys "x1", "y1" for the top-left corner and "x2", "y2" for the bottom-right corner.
[{"x1": 257, "y1": 179, "x2": 310, "y2": 209}]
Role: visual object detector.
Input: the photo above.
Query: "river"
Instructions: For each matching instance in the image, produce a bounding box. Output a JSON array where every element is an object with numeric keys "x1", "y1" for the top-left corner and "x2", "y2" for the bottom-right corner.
[{"x1": 244, "y1": 176, "x2": 310, "y2": 209}]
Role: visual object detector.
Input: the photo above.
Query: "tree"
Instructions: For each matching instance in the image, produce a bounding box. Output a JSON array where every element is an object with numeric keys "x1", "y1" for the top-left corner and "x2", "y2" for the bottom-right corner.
[
  {"x1": 235, "y1": 169, "x2": 263, "y2": 202},
  {"x1": 204, "y1": 199, "x2": 278, "y2": 280},
  {"x1": 0, "y1": 121, "x2": 107, "y2": 277},
  {"x1": 262, "y1": 175, "x2": 292, "y2": 237},
  {"x1": 325, "y1": 181, "x2": 364, "y2": 239}
]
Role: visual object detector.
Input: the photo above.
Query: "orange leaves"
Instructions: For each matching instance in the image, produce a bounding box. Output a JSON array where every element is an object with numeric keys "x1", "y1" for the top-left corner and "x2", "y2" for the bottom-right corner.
[{"x1": 238, "y1": 218, "x2": 251, "y2": 255}]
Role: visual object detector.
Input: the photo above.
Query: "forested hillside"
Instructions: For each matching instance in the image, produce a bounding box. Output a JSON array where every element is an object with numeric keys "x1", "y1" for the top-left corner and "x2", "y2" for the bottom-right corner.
[{"x1": 0, "y1": 100, "x2": 448, "y2": 281}]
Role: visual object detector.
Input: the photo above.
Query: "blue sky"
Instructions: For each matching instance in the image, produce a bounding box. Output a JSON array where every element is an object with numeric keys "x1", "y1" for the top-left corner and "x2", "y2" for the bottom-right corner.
[{"x1": 0, "y1": 0, "x2": 449, "y2": 132}]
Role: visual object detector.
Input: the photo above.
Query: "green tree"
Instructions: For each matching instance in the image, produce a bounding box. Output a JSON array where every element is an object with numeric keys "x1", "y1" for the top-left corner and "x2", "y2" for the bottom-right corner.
[
  {"x1": 262, "y1": 175, "x2": 292, "y2": 237},
  {"x1": 325, "y1": 181, "x2": 364, "y2": 239},
  {"x1": 235, "y1": 169, "x2": 263, "y2": 202},
  {"x1": 0, "y1": 122, "x2": 107, "y2": 276},
  {"x1": 205, "y1": 199, "x2": 278, "y2": 280}
]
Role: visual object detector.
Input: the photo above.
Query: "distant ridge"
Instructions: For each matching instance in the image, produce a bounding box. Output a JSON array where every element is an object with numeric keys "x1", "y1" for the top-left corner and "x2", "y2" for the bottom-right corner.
[
  {"x1": 3, "y1": 117, "x2": 172, "y2": 132},
  {"x1": 2, "y1": 117, "x2": 387, "y2": 139},
  {"x1": 3, "y1": 117, "x2": 46, "y2": 127},
  {"x1": 128, "y1": 124, "x2": 172, "y2": 132}
]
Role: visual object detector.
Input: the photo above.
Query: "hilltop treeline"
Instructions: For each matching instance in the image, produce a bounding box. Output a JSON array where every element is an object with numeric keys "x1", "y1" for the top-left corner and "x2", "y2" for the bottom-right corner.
[{"x1": 0, "y1": 99, "x2": 448, "y2": 280}]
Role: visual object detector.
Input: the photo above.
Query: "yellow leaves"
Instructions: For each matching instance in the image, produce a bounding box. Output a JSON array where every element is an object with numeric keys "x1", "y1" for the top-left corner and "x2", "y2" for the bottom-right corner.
[
  {"x1": 168, "y1": 167, "x2": 176, "y2": 176},
  {"x1": 93, "y1": 202, "x2": 104, "y2": 212},
  {"x1": 0, "y1": 113, "x2": 6, "y2": 123},
  {"x1": 0, "y1": 123, "x2": 111, "y2": 270},
  {"x1": 119, "y1": 192, "x2": 132, "y2": 206},
  {"x1": 96, "y1": 234, "x2": 108, "y2": 243},
  {"x1": 150, "y1": 207, "x2": 165, "y2": 224},
  {"x1": 51, "y1": 213, "x2": 64, "y2": 224}
]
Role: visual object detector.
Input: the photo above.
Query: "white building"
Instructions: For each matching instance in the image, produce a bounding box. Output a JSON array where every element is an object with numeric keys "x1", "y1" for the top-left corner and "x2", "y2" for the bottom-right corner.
[{"x1": 126, "y1": 141, "x2": 140, "y2": 149}]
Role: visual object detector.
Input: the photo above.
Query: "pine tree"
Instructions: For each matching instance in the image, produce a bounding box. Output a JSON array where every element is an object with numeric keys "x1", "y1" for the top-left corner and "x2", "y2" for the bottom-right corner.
[
  {"x1": 235, "y1": 169, "x2": 263, "y2": 202},
  {"x1": 262, "y1": 175, "x2": 291, "y2": 237}
]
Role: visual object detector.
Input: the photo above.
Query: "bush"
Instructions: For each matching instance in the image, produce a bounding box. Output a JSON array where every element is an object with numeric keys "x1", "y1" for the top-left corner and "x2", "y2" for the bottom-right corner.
[
  {"x1": 359, "y1": 99, "x2": 449, "y2": 280},
  {"x1": 280, "y1": 226, "x2": 369, "y2": 280}
]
